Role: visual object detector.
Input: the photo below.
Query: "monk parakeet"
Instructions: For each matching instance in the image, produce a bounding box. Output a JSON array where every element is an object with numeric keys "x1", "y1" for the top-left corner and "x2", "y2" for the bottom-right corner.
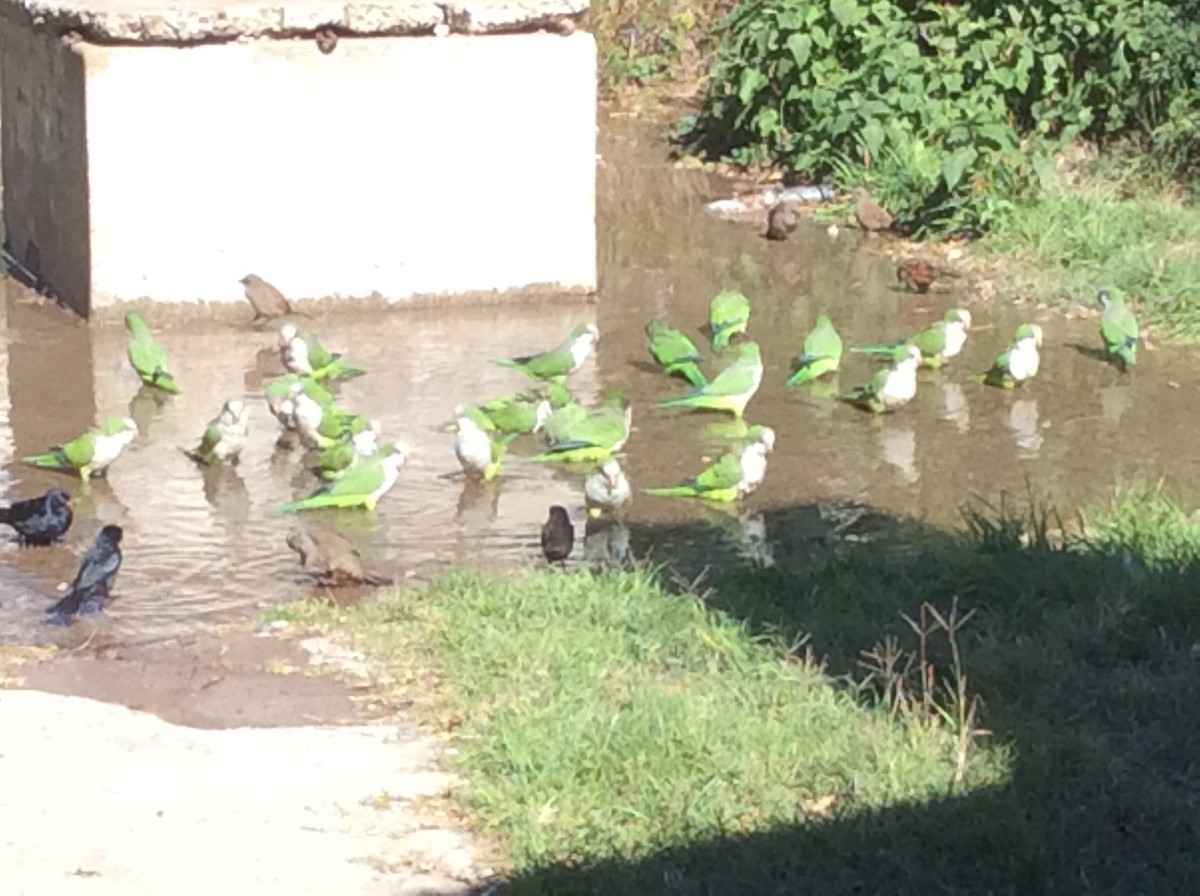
[
  {"x1": 645, "y1": 426, "x2": 775, "y2": 502},
  {"x1": 531, "y1": 391, "x2": 631, "y2": 463},
  {"x1": 264, "y1": 374, "x2": 332, "y2": 425},
  {"x1": 314, "y1": 419, "x2": 381, "y2": 480},
  {"x1": 125, "y1": 312, "x2": 181, "y2": 394},
  {"x1": 276, "y1": 382, "x2": 326, "y2": 439},
  {"x1": 474, "y1": 391, "x2": 554, "y2": 435},
  {"x1": 185, "y1": 398, "x2": 250, "y2": 466},
  {"x1": 839, "y1": 345, "x2": 922, "y2": 413},
  {"x1": 491, "y1": 324, "x2": 598, "y2": 381},
  {"x1": 971, "y1": 324, "x2": 1043, "y2": 389},
  {"x1": 657, "y1": 342, "x2": 763, "y2": 418},
  {"x1": 709, "y1": 289, "x2": 751, "y2": 350},
  {"x1": 1098, "y1": 288, "x2": 1139, "y2": 370},
  {"x1": 278, "y1": 382, "x2": 366, "y2": 449},
  {"x1": 786, "y1": 314, "x2": 843, "y2": 386},
  {"x1": 585, "y1": 458, "x2": 633, "y2": 516},
  {"x1": 454, "y1": 412, "x2": 516, "y2": 481},
  {"x1": 273, "y1": 442, "x2": 409, "y2": 513},
  {"x1": 542, "y1": 397, "x2": 589, "y2": 444},
  {"x1": 646, "y1": 319, "x2": 706, "y2": 387},
  {"x1": 279, "y1": 324, "x2": 365, "y2": 380},
  {"x1": 855, "y1": 307, "x2": 972, "y2": 369},
  {"x1": 23, "y1": 416, "x2": 139, "y2": 480}
]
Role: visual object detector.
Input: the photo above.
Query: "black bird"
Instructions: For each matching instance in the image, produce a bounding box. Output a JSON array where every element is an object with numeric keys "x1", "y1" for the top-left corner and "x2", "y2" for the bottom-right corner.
[
  {"x1": 0, "y1": 488, "x2": 73, "y2": 546},
  {"x1": 541, "y1": 505, "x2": 574, "y2": 566},
  {"x1": 45, "y1": 525, "x2": 124, "y2": 626}
]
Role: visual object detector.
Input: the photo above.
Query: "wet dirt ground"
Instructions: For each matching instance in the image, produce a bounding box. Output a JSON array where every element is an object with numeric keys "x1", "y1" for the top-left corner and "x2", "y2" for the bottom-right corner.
[{"x1": 0, "y1": 116, "x2": 1197, "y2": 649}]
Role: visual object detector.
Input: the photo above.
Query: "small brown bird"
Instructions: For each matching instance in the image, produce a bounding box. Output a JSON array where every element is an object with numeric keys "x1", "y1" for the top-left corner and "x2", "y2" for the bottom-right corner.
[
  {"x1": 897, "y1": 258, "x2": 936, "y2": 293},
  {"x1": 286, "y1": 527, "x2": 392, "y2": 586},
  {"x1": 852, "y1": 187, "x2": 894, "y2": 233},
  {"x1": 540, "y1": 505, "x2": 574, "y2": 566},
  {"x1": 764, "y1": 200, "x2": 798, "y2": 241},
  {"x1": 240, "y1": 274, "x2": 304, "y2": 324},
  {"x1": 314, "y1": 27, "x2": 338, "y2": 54}
]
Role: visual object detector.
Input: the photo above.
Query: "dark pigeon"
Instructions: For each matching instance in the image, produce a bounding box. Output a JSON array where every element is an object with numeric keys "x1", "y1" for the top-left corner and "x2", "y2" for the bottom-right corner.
[
  {"x1": 540, "y1": 505, "x2": 574, "y2": 567},
  {"x1": 0, "y1": 488, "x2": 73, "y2": 546},
  {"x1": 45, "y1": 525, "x2": 124, "y2": 626}
]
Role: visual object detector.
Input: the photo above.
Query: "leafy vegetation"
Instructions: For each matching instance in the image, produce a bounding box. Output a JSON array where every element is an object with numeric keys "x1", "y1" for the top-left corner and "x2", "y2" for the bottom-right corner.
[
  {"x1": 678, "y1": 0, "x2": 1200, "y2": 236},
  {"x1": 588, "y1": 0, "x2": 732, "y2": 91},
  {"x1": 270, "y1": 484, "x2": 1200, "y2": 893}
]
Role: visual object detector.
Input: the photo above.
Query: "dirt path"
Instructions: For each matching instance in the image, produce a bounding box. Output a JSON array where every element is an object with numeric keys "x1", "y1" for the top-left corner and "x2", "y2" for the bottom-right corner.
[{"x1": 0, "y1": 628, "x2": 489, "y2": 895}]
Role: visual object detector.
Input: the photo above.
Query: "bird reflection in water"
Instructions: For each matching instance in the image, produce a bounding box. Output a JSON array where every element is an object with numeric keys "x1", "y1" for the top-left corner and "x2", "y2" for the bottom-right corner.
[{"x1": 1008, "y1": 398, "x2": 1044, "y2": 456}]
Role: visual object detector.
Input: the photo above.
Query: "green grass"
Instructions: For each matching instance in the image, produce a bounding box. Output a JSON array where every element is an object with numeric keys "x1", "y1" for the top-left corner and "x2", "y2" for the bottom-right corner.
[
  {"x1": 976, "y1": 178, "x2": 1200, "y2": 336},
  {"x1": 270, "y1": 485, "x2": 1200, "y2": 893}
]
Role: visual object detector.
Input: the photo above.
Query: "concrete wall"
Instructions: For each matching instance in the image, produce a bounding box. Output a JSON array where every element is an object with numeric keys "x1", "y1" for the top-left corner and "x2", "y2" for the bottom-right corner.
[
  {"x1": 77, "y1": 31, "x2": 597, "y2": 310},
  {"x1": 0, "y1": 19, "x2": 91, "y2": 315}
]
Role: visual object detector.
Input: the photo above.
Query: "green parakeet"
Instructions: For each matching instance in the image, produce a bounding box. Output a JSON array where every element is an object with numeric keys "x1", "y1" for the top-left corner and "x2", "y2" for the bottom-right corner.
[
  {"x1": 265, "y1": 374, "x2": 333, "y2": 426},
  {"x1": 273, "y1": 443, "x2": 409, "y2": 513},
  {"x1": 454, "y1": 412, "x2": 516, "y2": 481},
  {"x1": 971, "y1": 324, "x2": 1043, "y2": 389},
  {"x1": 645, "y1": 426, "x2": 775, "y2": 502},
  {"x1": 786, "y1": 314, "x2": 843, "y2": 386},
  {"x1": 313, "y1": 420, "x2": 381, "y2": 480},
  {"x1": 709, "y1": 289, "x2": 751, "y2": 350},
  {"x1": 585, "y1": 458, "x2": 633, "y2": 516},
  {"x1": 475, "y1": 391, "x2": 554, "y2": 435},
  {"x1": 125, "y1": 312, "x2": 181, "y2": 394},
  {"x1": 185, "y1": 399, "x2": 249, "y2": 465},
  {"x1": 1098, "y1": 288, "x2": 1139, "y2": 370},
  {"x1": 279, "y1": 324, "x2": 365, "y2": 380},
  {"x1": 657, "y1": 342, "x2": 763, "y2": 418},
  {"x1": 646, "y1": 319, "x2": 706, "y2": 387},
  {"x1": 854, "y1": 307, "x2": 972, "y2": 368},
  {"x1": 839, "y1": 345, "x2": 922, "y2": 413},
  {"x1": 23, "y1": 416, "x2": 139, "y2": 479},
  {"x1": 491, "y1": 324, "x2": 598, "y2": 381},
  {"x1": 530, "y1": 391, "x2": 632, "y2": 463}
]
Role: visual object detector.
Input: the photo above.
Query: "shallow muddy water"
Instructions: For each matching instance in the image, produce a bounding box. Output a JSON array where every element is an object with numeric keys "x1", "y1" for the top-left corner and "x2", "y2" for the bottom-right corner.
[{"x1": 1, "y1": 116, "x2": 1198, "y2": 646}]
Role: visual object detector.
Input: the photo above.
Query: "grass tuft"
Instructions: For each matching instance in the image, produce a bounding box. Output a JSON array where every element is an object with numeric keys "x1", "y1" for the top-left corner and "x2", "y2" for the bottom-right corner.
[
  {"x1": 977, "y1": 179, "x2": 1200, "y2": 336},
  {"x1": 271, "y1": 484, "x2": 1200, "y2": 892}
]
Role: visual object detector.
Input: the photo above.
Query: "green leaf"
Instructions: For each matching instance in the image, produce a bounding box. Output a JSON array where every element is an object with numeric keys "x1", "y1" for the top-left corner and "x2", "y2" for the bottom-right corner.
[
  {"x1": 830, "y1": 0, "x2": 864, "y2": 28},
  {"x1": 861, "y1": 120, "x2": 886, "y2": 156},
  {"x1": 940, "y1": 147, "x2": 978, "y2": 191},
  {"x1": 786, "y1": 34, "x2": 811, "y2": 70},
  {"x1": 738, "y1": 68, "x2": 767, "y2": 105}
]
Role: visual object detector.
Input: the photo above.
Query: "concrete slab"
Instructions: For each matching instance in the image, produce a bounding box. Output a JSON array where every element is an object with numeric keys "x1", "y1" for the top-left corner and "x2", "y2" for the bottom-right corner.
[
  {"x1": 0, "y1": 0, "x2": 586, "y2": 41},
  {"x1": 0, "y1": 17, "x2": 597, "y2": 314}
]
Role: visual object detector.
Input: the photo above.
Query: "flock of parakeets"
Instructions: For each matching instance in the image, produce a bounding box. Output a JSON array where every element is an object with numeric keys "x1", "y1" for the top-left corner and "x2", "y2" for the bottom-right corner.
[{"x1": 0, "y1": 279, "x2": 1143, "y2": 618}]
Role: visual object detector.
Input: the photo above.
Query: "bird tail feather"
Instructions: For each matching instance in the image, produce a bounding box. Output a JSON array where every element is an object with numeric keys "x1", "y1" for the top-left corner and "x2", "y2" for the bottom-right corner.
[
  {"x1": 317, "y1": 360, "x2": 366, "y2": 381},
  {"x1": 272, "y1": 493, "x2": 364, "y2": 514},
  {"x1": 152, "y1": 370, "x2": 183, "y2": 394},
  {"x1": 643, "y1": 485, "x2": 697, "y2": 497},
  {"x1": 852, "y1": 343, "x2": 901, "y2": 355},
  {"x1": 668, "y1": 362, "x2": 708, "y2": 387},
  {"x1": 21, "y1": 450, "x2": 67, "y2": 469},
  {"x1": 489, "y1": 357, "x2": 525, "y2": 371}
]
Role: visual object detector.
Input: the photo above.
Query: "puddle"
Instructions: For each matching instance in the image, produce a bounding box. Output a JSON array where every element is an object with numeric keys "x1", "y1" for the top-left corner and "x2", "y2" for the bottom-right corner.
[{"x1": 2, "y1": 115, "x2": 1197, "y2": 646}]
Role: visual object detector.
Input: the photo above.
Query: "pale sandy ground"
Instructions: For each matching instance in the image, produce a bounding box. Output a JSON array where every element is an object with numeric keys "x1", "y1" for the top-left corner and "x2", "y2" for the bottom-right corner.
[{"x1": 0, "y1": 634, "x2": 488, "y2": 896}]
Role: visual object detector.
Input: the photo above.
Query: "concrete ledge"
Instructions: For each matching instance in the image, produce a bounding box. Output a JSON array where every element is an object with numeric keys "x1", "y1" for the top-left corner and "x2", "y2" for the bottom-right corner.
[
  {"x1": 1, "y1": 21, "x2": 598, "y2": 314},
  {"x1": 1, "y1": 0, "x2": 587, "y2": 42}
]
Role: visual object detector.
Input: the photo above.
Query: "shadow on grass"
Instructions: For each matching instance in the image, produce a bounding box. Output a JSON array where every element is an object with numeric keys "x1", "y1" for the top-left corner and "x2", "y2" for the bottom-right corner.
[{"x1": 486, "y1": 490, "x2": 1200, "y2": 894}]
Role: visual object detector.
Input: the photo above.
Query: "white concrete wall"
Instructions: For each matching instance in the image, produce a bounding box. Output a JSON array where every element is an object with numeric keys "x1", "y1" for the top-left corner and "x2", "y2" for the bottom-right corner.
[{"x1": 80, "y1": 32, "x2": 597, "y2": 308}]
